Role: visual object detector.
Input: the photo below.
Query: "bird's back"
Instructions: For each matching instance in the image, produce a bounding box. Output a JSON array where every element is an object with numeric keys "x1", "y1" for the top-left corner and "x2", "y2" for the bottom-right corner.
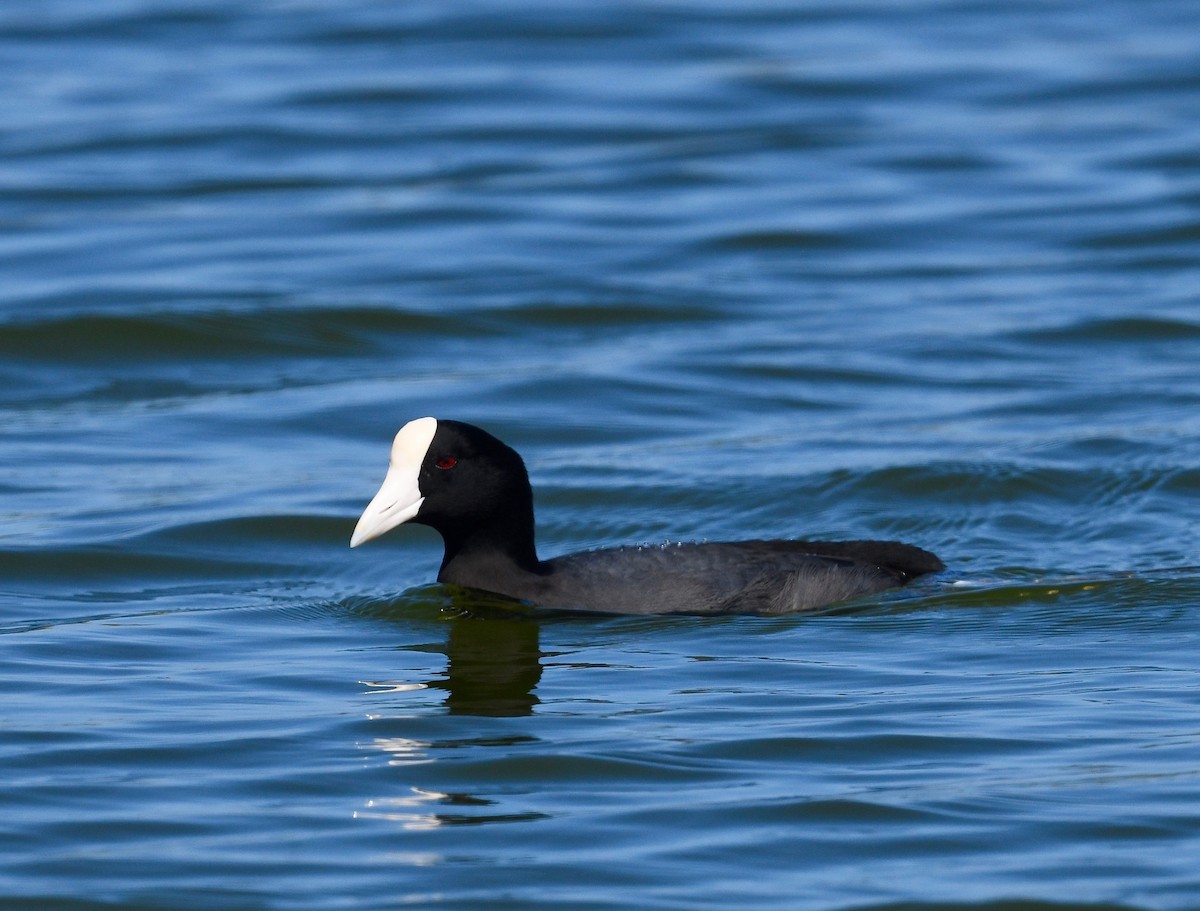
[{"x1": 527, "y1": 539, "x2": 943, "y2": 615}]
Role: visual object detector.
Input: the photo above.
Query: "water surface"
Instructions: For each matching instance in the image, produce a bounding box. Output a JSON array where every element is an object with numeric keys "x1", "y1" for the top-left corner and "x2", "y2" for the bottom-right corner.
[{"x1": 3, "y1": 2, "x2": 1200, "y2": 909}]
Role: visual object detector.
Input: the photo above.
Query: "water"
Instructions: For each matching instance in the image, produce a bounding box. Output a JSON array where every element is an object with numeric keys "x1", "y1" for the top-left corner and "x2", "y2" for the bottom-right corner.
[{"x1": 3, "y1": 1, "x2": 1200, "y2": 909}]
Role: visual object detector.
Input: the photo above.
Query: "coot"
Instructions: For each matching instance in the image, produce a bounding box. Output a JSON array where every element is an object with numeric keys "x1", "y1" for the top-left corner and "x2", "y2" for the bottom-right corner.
[{"x1": 350, "y1": 417, "x2": 943, "y2": 615}]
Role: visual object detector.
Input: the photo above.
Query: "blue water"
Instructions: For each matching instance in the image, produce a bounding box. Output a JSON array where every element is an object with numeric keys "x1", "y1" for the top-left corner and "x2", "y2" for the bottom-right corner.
[{"x1": 3, "y1": 2, "x2": 1200, "y2": 909}]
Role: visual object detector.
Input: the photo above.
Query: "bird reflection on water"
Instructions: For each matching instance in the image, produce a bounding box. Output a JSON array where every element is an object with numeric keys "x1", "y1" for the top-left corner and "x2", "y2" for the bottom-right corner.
[
  {"x1": 431, "y1": 610, "x2": 542, "y2": 717},
  {"x1": 357, "y1": 593, "x2": 548, "y2": 828},
  {"x1": 351, "y1": 585, "x2": 544, "y2": 718}
]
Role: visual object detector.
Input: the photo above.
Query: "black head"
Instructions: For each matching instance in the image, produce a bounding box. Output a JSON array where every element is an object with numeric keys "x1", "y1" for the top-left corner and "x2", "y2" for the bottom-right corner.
[{"x1": 350, "y1": 418, "x2": 536, "y2": 561}]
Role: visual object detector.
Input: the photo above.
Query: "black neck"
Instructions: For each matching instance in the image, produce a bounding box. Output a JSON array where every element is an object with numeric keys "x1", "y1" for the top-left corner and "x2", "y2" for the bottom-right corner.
[{"x1": 435, "y1": 507, "x2": 542, "y2": 587}]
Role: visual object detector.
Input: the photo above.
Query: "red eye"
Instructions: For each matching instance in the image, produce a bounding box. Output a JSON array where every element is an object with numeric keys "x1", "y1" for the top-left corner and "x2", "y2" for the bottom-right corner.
[{"x1": 435, "y1": 456, "x2": 457, "y2": 470}]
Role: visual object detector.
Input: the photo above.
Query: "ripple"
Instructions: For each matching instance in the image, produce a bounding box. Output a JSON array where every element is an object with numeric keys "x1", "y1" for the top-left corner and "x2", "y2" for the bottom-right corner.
[
  {"x1": 0, "y1": 306, "x2": 495, "y2": 364},
  {"x1": 1009, "y1": 316, "x2": 1200, "y2": 345}
]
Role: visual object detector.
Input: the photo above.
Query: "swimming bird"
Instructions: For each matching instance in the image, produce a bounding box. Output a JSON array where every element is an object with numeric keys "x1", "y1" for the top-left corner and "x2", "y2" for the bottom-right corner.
[{"x1": 350, "y1": 418, "x2": 943, "y2": 615}]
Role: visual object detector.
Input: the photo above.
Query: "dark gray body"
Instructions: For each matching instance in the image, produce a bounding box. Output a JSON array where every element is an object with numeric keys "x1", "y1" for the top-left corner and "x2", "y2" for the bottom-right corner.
[{"x1": 441, "y1": 539, "x2": 942, "y2": 616}]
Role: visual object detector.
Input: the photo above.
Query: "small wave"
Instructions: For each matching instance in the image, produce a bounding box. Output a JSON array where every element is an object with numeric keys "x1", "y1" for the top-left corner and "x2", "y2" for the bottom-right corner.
[
  {"x1": 1007, "y1": 316, "x2": 1200, "y2": 346},
  {"x1": 0, "y1": 306, "x2": 491, "y2": 365},
  {"x1": 918, "y1": 569, "x2": 1200, "y2": 617},
  {"x1": 850, "y1": 900, "x2": 1145, "y2": 911},
  {"x1": 699, "y1": 228, "x2": 850, "y2": 252}
]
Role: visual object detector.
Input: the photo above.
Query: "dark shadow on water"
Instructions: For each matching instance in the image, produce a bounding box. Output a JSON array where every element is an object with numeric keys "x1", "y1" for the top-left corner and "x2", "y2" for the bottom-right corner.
[
  {"x1": 338, "y1": 584, "x2": 544, "y2": 716},
  {"x1": 431, "y1": 611, "x2": 543, "y2": 717}
]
